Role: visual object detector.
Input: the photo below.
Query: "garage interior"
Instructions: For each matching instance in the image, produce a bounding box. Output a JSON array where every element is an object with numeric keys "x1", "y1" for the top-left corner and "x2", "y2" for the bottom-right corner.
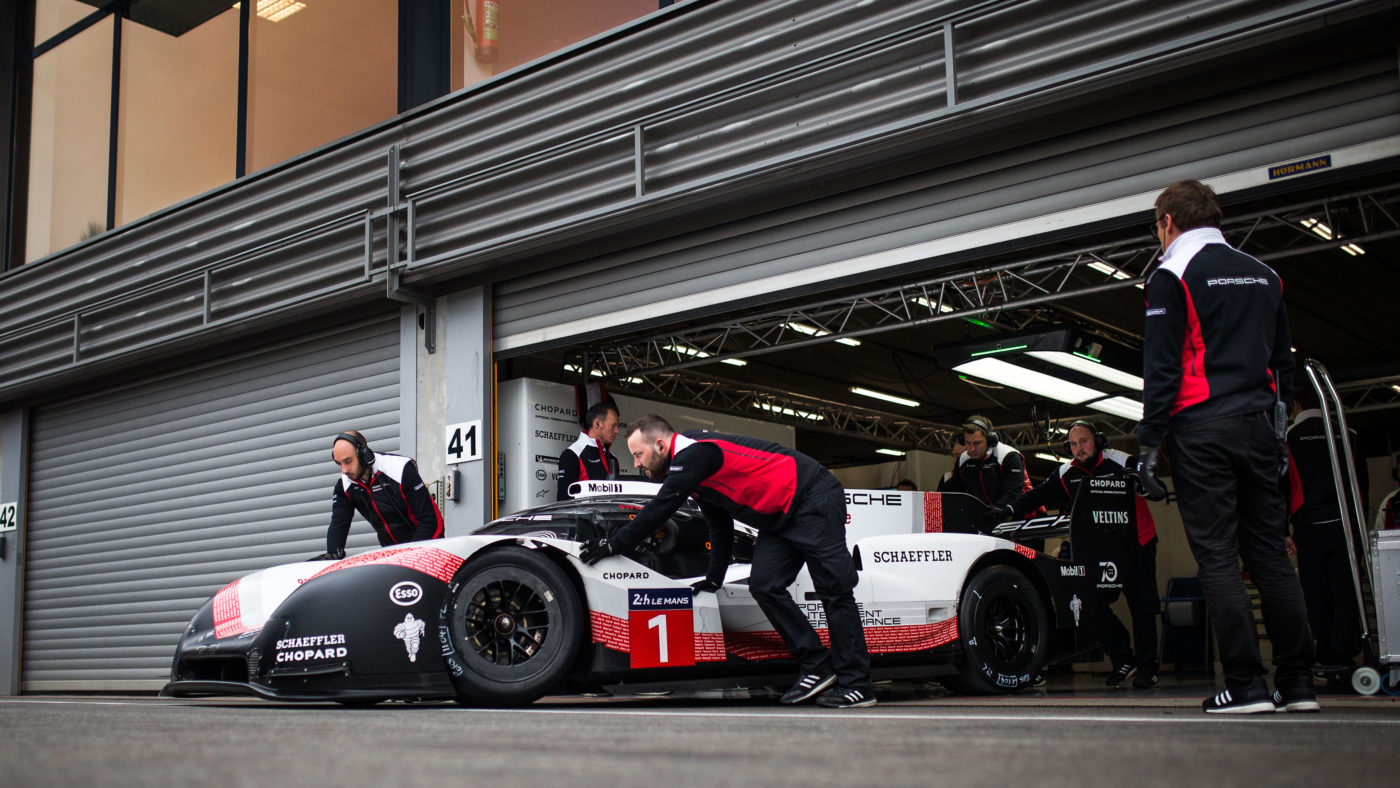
[{"x1": 499, "y1": 165, "x2": 1400, "y2": 485}]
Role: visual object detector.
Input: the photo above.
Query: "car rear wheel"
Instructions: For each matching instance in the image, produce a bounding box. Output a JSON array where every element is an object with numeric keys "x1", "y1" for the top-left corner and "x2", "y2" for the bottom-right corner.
[
  {"x1": 439, "y1": 546, "x2": 584, "y2": 706},
  {"x1": 944, "y1": 564, "x2": 1049, "y2": 694}
]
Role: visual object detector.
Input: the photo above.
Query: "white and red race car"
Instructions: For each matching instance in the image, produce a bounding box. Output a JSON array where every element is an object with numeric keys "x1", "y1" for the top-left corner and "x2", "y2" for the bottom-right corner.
[{"x1": 163, "y1": 481, "x2": 1100, "y2": 706}]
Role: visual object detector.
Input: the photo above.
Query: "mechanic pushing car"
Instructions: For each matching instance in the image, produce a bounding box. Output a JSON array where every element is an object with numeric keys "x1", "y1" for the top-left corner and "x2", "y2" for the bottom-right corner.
[
  {"x1": 317, "y1": 430, "x2": 444, "y2": 560},
  {"x1": 579, "y1": 414, "x2": 876, "y2": 708}
]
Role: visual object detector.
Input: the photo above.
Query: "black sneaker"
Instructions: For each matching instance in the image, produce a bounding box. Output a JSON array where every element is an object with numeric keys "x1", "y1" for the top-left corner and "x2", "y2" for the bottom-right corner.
[
  {"x1": 1106, "y1": 663, "x2": 1136, "y2": 688},
  {"x1": 1272, "y1": 678, "x2": 1320, "y2": 713},
  {"x1": 815, "y1": 687, "x2": 877, "y2": 709},
  {"x1": 1132, "y1": 672, "x2": 1160, "y2": 689},
  {"x1": 780, "y1": 673, "x2": 835, "y2": 704},
  {"x1": 1202, "y1": 678, "x2": 1276, "y2": 714}
]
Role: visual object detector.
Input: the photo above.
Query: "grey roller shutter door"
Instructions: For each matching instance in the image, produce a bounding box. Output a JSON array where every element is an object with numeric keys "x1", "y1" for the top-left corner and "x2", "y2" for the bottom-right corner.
[{"x1": 22, "y1": 317, "x2": 400, "y2": 691}]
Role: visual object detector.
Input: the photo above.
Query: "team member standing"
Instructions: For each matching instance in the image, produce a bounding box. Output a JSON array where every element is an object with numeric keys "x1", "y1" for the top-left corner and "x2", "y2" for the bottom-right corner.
[
  {"x1": 579, "y1": 414, "x2": 876, "y2": 708},
  {"x1": 322, "y1": 430, "x2": 444, "y2": 559},
  {"x1": 985, "y1": 421, "x2": 1160, "y2": 688},
  {"x1": 557, "y1": 401, "x2": 622, "y2": 500},
  {"x1": 1286, "y1": 392, "x2": 1368, "y2": 670},
  {"x1": 953, "y1": 416, "x2": 1033, "y2": 508},
  {"x1": 1137, "y1": 180, "x2": 1315, "y2": 714}
]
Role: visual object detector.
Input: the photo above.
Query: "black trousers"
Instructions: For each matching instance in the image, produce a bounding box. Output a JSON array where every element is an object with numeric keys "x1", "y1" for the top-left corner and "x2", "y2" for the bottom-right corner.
[
  {"x1": 1293, "y1": 523, "x2": 1363, "y2": 665},
  {"x1": 1166, "y1": 411, "x2": 1314, "y2": 689},
  {"x1": 749, "y1": 475, "x2": 873, "y2": 693},
  {"x1": 1098, "y1": 538, "x2": 1161, "y2": 672}
]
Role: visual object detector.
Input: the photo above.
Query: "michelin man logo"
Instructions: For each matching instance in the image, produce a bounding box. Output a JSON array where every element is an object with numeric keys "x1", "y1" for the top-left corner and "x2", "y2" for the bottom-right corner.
[
  {"x1": 1069, "y1": 594, "x2": 1082, "y2": 626},
  {"x1": 394, "y1": 612, "x2": 427, "y2": 662}
]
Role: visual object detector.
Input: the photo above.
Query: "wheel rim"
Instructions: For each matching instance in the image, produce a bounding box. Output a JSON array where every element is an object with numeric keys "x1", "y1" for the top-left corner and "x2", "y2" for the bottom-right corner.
[
  {"x1": 455, "y1": 570, "x2": 555, "y2": 669},
  {"x1": 981, "y1": 593, "x2": 1033, "y2": 665}
]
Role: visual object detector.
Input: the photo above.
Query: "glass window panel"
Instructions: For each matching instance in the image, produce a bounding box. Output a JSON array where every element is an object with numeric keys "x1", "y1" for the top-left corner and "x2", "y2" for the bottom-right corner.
[
  {"x1": 35, "y1": 0, "x2": 97, "y2": 47},
  {"x1": 116, "y1": 9, "x2": 238, "y2": 226},
  {"x1": 26, "y1": 14, "x2": 111, "y2": 263},
  {"x1": 247, "y1": 0, "x2": 397, "y2": 173},
  {"x1": 460, "y1": 0, "x2": 659, "y2": 86}
]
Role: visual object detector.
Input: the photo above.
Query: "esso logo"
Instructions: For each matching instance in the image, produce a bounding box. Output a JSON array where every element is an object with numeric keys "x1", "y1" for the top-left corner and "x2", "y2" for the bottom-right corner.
[{"x1": 389, "y1": 581, "x2": 423, "y2": 607}]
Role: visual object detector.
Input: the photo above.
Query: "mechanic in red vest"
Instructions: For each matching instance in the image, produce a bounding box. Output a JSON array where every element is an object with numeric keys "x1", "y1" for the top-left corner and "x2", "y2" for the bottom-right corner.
[
  {"x1": 556, "y1": 401, "x2": 622, "y2": 500},
  {"x1": 318, "y1": 430, "x2": 444, "y2": 560},
  {"x1": 579, "y1": 414, "x2": 876, "y2": 709},
  {"x1": 986, "y1": 420, "x2": 1161, "y2": 689}
]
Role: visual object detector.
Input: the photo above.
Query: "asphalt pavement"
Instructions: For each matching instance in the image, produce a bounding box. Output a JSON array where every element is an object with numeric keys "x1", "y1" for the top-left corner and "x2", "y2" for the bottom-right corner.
[{"x1": 2, "y1": 675, "x2": 1398, "y2": 787}]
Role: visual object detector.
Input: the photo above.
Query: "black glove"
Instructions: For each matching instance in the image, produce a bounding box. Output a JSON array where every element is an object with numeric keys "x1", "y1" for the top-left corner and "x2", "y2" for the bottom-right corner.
[
  {"x1": 1136, "y1": 447, "x2": 1168, "y2": 501},
  {"x1": 980, "y1": 505, "x2": 1012, "y2": 533},
  {"x1": 308, "y1": 547, "x2": 345, "y2": 561},
  {"x1": 690, "y1": 578, "x2": 722, "y2": 595},
  {"x1": 578, "y1": 537, "x2": 613, "y2": 565}
]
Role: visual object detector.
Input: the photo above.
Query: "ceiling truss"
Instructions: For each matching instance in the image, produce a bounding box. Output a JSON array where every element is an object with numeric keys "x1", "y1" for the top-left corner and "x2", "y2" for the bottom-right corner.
[{"x1": 570, "y1": 182, "x2": 1400, "y2": 450}]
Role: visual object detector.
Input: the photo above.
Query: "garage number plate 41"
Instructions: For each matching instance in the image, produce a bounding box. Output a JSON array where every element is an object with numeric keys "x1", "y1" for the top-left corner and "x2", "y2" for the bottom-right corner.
[{"x1": 628, "y1": 588, "x2": 695, "y2": 669}]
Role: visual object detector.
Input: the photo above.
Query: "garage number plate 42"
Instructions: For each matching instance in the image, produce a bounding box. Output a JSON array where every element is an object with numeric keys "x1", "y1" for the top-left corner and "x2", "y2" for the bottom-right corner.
[{"x1": 628, "y1": 588, "x2": 695, "y2": 669}]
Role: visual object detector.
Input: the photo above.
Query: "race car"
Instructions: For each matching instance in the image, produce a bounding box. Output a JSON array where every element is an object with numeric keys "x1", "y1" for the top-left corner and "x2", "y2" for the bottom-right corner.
[{"x1": 162, "y1": 481, "x2": 1105, "y2": 706}]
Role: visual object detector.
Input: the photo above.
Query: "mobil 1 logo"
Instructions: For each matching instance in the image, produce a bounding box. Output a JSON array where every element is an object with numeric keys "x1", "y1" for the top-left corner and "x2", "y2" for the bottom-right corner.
[{"x1": 628, "y1": 588, "x2": 695, "y2": 669}]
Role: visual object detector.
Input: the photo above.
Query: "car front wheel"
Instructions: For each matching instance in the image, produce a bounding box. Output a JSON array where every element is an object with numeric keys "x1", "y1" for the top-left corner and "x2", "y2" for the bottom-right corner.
[
  {"x1": 439, "y1": 546, "x2": 584, "y2": 706},
  {"x1": 945, "y1": 564, "x2": 1049, "y2": 694}
]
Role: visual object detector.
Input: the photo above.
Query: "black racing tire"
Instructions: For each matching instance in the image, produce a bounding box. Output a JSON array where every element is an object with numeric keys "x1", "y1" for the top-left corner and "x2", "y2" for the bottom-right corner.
[
  {"x1": 944, "y1": 564, "x2": 1049, "y2": 694},
  {"x1": 439, "y1": 546, "x2": 584, "y2": 707}
]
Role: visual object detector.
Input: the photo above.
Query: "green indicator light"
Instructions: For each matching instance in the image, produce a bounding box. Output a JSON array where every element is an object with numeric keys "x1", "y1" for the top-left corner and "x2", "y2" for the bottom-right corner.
[
  {"x1": 969, "y1": 344, "x2": 1029, "y2": 357},
  {"x1": 1072, "y1": 351, "x2": 1102, "y2": 363}
]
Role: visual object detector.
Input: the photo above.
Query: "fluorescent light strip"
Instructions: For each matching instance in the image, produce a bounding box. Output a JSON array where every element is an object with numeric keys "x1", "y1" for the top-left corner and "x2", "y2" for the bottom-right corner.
[
  {"x1": 953, "y1": 357, "x2": 1105, "y2": 404},
  {"x1": 787, "y1": 322, "x2": 860, "y2": 347},
  {"x1": 1035, "y1": 452, "x2": 1070, "y2": 463},
  {"x1": 876, "y1": 448, "x2": 906, "y2": 457},
  {"x1": 663, "y1": 343, "x2": 748, "y2": 367},
  {"x1": 1025, "y1": 350, "x2": 1145, "y2": 391},
  {"x1": 1341, "y1": 243, "x2": 1365, "y2": 256},
  {"x1": 1087, "y1": 261, "x2": 1132, "y2": 280},
  {"x1": 970, "y1": 344, "x2": 1029, "y2": 357},
  {"x1": 913, "y1": 297, "x2": 955, "y2": 314},
  {"x1": 1087, "y1": 396, "x2": 1145, "y2": 421},
  {"x1": 563, "y1": 364, "x2": 605, "y2": 378},
  {"x1": 753, "y1": 402, "x2": 824, "y2": 421},
  {"x1": 849, "y1": 386, "x2": 920, "y2": 408},
  {"x1": 255, "y1": 0, "x2": 306, "y2": 22},
  {"x1": 1300, "y1": 218, "x2": 1333, "y2": 240}
]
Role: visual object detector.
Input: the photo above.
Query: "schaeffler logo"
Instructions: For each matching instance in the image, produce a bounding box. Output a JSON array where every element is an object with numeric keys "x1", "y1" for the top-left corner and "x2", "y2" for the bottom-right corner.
[
  {"x1": 389, "y1": 581, "x2": 423, "y2": 607},
  {"x1": 1099, "y1": 561, "x2": 1119, "y2": 583}
]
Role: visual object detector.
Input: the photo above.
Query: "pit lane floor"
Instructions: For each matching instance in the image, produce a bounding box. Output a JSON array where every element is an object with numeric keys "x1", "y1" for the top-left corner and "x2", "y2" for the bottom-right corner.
[{"x1": 2, "y1": 674, "x2": 1397, "y2": 787}]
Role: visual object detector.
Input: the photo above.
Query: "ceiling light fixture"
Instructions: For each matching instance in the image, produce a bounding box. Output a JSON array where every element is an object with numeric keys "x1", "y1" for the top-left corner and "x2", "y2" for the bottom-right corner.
[
  {"x1": 952, "y1": 357, "x2": 1104, "y2": 404},
  {"x1": 754, "y1": 402, "x2": 824, "y2": 421},
  {"x1": 1087, "y1": 396, "x2": 1146, "y2": 421},
  {"x1": 850, "y1": 386, "x2": 920, "y2": 408},
  {"x1": 664, "y1": 343, "x2": 748, "y2": 367},
  {"x1": 876, "y1": 448, "x2": 907, "y2": 457},
  {"x1": 241, "y1": 0, "x2": 306, "y2": 22},
  {"x1": 1087, "y1": 261, "x2": 1132, "y2": 280},
  {"x1": 913, "y1": 297, "x2": 955, "y2": 314},
  {"x1": 1035, "y1": 452, "x2": 1070, "y2": 463},
  {"x1": 1026, "y1": 350, "x2": 1145, "y2": 391},
  {"x1": 786, "y1": 321, "x2": 861, "y2": 347}
]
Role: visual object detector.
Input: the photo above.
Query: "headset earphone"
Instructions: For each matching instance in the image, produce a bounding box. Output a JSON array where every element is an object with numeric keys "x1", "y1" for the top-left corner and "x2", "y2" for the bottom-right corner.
[
  {"x1": 963, "y1": 416, "x2": 999, "y2": 448},
  {"x1": 1062, "y1": 420, "x2": 1109, "y2": 457},
  {"x1": 333, "y1": 432, "x2": 375, "y2": 470}
]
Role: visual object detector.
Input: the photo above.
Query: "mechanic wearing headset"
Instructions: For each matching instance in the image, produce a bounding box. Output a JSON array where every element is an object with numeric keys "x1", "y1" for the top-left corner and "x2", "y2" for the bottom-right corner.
[
  {"x1": 950, "y1": 416, "x2": 1034, "y2": 509},
  {"x1": 985, "y1": 420, "x2": 1161, "y2": 689},
  {"x1": 1137, "y1": 179, "x2": 1314, "y2": 714},
  {"x1": 556, "y1": 401, "x2": 622, "y2": 501},
  {"x1": 579, "y1": 414, "x2": 876, "y2": 709},
  {"x1": 1284, "y1": 390, "x2": 1368, "y2": 672},
  {"x1": 315, "y1": 430, "x2": 444, "y2": 560}
]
